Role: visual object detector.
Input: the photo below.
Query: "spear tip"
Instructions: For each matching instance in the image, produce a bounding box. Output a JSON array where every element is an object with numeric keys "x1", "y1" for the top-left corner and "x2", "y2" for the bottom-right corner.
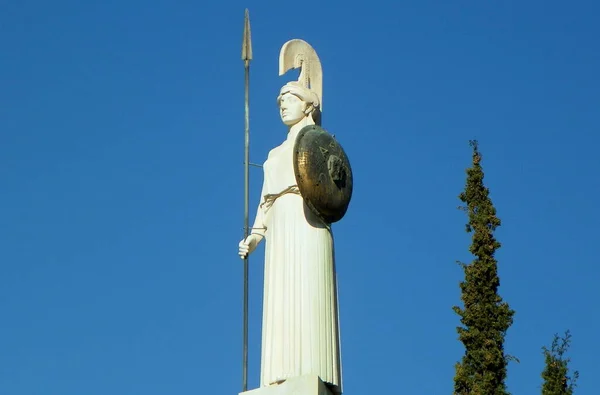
[{"x1": 242, "y1": 9, "x2": 253, "y2": 62}]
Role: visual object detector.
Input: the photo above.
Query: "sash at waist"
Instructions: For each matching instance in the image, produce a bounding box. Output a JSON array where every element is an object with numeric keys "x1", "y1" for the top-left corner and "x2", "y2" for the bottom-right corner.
[{"x1": 260, "y1": 185, "x2": 300, "y2": 211}]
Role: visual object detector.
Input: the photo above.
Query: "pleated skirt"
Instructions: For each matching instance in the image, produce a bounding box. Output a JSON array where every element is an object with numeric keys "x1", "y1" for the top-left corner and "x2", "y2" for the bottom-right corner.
[{"x1": 260, "y1": 193, "x2": 341, "y2": 391}]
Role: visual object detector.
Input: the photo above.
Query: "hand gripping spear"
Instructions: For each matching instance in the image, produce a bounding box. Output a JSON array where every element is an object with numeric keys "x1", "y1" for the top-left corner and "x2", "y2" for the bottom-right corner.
[{"x1": 241, "y1": 9, "x2": 252, "y2": 393}]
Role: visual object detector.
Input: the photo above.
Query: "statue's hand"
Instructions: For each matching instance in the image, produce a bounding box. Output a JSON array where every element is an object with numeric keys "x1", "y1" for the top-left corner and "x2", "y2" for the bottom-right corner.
[{"x1": 238, "y1": 234, "x2": 263, "y2": 259}]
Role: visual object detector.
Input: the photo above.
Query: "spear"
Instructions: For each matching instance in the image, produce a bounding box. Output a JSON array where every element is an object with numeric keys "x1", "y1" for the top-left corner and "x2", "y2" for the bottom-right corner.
[{"x1": 241, "y1": 8, "x2": 252, "y2": 393}]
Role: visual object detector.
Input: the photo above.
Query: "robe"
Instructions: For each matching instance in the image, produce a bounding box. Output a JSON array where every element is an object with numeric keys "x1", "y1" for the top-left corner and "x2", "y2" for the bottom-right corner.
[{"x1": 251, "y1": 133, "x2": 342, "y2": 392}]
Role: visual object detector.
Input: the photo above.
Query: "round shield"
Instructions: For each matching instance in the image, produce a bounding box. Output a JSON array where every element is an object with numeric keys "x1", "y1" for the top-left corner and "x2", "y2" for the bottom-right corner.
[{"x1": 293, "y1": 125, "x2": 353, "y2": 224}]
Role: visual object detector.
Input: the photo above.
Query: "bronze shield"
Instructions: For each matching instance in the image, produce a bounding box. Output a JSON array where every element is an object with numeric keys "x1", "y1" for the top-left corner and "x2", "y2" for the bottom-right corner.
[{"x1": 293, "y1": 125, "x2": 353, "y2": 224}]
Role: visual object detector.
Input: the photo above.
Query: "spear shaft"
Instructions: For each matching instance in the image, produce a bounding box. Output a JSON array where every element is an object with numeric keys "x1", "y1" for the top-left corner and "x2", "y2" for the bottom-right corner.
[{"x1": 241, "y1": 9, "x2": 252, "y2": 393}]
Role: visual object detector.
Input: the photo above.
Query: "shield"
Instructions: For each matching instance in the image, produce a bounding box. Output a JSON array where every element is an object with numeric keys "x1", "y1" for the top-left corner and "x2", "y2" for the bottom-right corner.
[{"x1": 293, "y1": 125, "x2": 353, "y2": 224}]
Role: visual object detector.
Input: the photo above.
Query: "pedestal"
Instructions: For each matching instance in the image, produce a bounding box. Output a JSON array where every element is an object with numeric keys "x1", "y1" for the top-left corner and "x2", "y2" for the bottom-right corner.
[{"x1": 240, "y1": 375, "x2": 334, "y2": 395}]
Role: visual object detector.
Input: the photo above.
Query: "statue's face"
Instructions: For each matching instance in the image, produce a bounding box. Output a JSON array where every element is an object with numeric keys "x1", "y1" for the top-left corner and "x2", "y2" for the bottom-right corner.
[{"x1": 279, "y1": 93, "x2": 307, "y2": 126}]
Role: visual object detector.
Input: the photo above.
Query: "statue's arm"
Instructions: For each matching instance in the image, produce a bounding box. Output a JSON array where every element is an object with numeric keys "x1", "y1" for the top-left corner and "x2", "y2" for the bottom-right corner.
[
  {"x1": 251, "y1": 174, "x2": 267, "y2": 237},
  {"x1": 238, "y1": 177, "x2": 267, "y2": 259}
]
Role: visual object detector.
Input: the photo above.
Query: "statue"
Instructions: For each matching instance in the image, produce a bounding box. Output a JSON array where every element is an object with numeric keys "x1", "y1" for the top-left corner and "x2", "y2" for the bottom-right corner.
[{"x1": 238, "y1": 39, "x2": 351, "y2": 395}]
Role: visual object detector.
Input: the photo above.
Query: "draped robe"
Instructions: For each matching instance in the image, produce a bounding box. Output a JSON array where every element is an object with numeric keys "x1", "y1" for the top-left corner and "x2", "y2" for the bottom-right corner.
[{"x1": 251, "y1": 132, "x2": 342, "y2": 392}]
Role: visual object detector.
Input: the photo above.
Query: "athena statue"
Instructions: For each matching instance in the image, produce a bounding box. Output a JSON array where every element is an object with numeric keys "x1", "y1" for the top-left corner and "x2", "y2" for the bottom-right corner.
[{"x1": 238, "y1": 39, "x2": 343, "y2": 394}]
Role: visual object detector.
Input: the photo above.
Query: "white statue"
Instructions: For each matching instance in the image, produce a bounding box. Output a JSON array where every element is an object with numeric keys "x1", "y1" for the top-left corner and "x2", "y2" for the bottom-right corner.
[{"x1": 238, "y1": 39, "x2": 342, "y2": 394}]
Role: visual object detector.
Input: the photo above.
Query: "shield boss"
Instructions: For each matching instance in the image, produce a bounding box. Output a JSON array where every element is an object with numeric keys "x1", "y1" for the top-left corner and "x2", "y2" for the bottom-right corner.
[{"x1": 293, "y1": 125, "x2": 353, "y2": 224}]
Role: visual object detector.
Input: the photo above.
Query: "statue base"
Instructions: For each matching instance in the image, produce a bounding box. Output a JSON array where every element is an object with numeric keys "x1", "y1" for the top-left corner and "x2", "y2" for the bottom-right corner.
[{"x1": 240, "y1": 375, "x2": 335, "y2": 395}]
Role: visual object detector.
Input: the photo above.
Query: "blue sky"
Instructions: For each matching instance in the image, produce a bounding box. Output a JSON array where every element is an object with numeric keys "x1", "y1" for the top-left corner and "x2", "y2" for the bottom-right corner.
[{"x1": 2, "y1": 1, "x2": 599, "y2": 394}]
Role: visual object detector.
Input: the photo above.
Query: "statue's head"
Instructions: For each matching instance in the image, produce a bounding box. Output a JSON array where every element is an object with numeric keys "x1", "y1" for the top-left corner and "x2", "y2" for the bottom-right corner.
[{"x1": 277, "y1": 81, "x2": 321, "y2": 126}]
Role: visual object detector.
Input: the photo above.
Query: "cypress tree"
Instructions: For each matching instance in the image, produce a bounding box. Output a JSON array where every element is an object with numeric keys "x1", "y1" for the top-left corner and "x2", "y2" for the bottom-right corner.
[
  {"x1": 453, "y1": 140, "x2": 515, "y2": 395},
  {"x1": 541, "y1": 330, "x2": 579, "y2": 395}
]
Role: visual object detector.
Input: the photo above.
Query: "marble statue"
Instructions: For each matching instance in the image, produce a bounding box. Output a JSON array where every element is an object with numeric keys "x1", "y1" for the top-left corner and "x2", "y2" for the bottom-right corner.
[{"x1": 238, "y1": 39, "x2": 342, "y2": 394}]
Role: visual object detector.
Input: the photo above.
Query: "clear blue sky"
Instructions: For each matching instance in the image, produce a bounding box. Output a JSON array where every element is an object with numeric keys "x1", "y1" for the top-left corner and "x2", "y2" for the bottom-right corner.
[{"x1": 2, "y1": 1, "x2": 598, "y2": 394}]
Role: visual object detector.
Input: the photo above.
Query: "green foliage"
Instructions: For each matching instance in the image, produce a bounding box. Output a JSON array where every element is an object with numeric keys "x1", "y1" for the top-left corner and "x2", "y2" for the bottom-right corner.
[
  {"x1": 541, "y1": 330, "x2": 579, "y2": 395},
  {"x1": 453, "y1": 140, "x2": 515, "y2": 395}
]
